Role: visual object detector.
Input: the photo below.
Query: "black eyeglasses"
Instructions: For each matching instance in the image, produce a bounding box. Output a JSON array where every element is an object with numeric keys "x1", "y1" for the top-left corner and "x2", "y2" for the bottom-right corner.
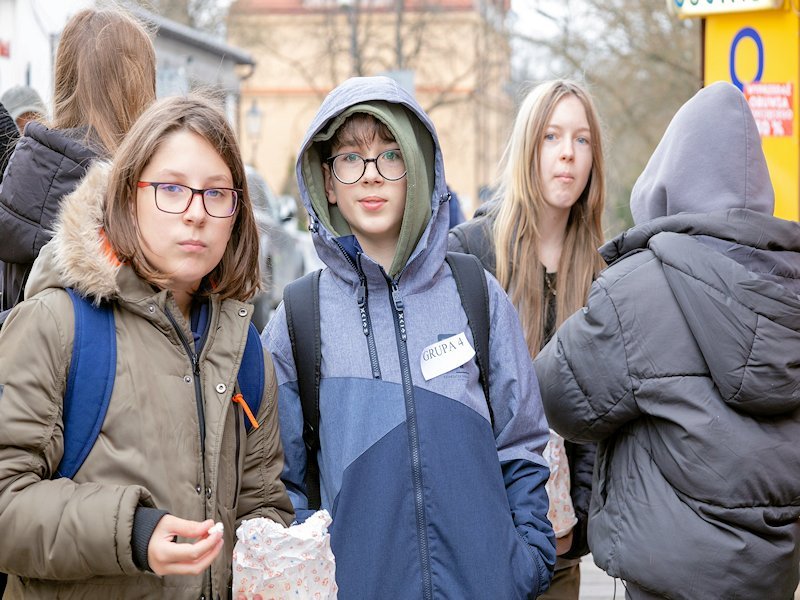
[
  {"x1": 326, "y1": 149, "x2": 407, "y2": 184},
  {"x1": 137, "y1": 182, "x2": 240, "y2": 218}
]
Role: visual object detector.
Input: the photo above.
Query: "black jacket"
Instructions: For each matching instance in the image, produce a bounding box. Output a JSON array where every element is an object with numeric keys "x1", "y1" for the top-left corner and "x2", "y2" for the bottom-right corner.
[
  {"x1": 448, "y1": 208, "x2": 595, "y2": 561},
  {"x1": 0, "y1": 122, "x2": 97, "y2": 310},
  {"x1": 0, "y1": 101, "x2": 18, "y2": 178}
]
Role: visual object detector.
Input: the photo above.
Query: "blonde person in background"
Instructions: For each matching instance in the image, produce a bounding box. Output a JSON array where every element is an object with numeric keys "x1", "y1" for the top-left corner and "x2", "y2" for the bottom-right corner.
[
  {"x1": 0, "y1": 7, "x2": 156, "y2": 315},
  {"x1": 449, "y1": 79, "x2": 606, "y2": 600}
]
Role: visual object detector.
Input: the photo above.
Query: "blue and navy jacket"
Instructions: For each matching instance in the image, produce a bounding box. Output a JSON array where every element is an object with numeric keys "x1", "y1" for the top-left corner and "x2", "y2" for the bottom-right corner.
[{"x1": 263, "y1": 76, "x2": 555, "y2": 599}]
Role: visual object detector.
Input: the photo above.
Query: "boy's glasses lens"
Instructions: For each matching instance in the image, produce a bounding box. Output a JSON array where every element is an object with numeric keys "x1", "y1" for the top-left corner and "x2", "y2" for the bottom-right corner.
[{"x1": 330, "y1": 149, "x2": 406, "y2": 184}]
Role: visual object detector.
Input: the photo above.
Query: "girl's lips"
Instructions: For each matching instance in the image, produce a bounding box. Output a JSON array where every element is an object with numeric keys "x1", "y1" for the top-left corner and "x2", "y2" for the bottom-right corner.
[{"x1": 178, "y1": 240, "x2": 207, "y2": 252}]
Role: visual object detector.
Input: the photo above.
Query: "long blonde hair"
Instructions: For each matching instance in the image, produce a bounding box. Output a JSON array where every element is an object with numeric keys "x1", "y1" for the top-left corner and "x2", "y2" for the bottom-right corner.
[
  {"x1": 493, "y1": 80, "x2": 606, "y2": 355},
  {"x1": 52, "y1": 8, "x2": 156, "y2": 155}
]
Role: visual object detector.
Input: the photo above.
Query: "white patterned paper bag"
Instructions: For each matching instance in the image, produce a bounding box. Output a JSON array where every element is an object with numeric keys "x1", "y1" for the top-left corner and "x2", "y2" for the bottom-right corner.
[{"x1": 233, "y1": 510, "x2": 337, "y2": 599}]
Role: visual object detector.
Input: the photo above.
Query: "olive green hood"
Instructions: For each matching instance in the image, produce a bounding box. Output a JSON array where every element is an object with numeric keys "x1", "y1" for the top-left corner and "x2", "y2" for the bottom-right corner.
[{"x1": 301, "y1": 94, "x2": 436, "y2": 278}]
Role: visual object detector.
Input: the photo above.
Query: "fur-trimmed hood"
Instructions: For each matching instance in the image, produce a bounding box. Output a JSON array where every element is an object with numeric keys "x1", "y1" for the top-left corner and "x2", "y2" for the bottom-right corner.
[{"x1": 25, "y1": 161, "x2": 131, "y2": 303}]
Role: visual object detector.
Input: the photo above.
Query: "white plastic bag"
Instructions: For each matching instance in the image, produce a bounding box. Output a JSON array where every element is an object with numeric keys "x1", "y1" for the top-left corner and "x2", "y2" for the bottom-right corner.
[{"x1": 233, "y1": 510, "x2": 338, "y2": 599}]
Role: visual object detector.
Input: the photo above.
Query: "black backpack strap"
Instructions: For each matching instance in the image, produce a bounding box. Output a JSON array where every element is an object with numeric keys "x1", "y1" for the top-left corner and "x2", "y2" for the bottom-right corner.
[
  {"x1": 446, "y1": 251, "x2": 493, "y2": 425},
  {"x1": 283, "y1": 269, "x2": 323, "y2": 510}
]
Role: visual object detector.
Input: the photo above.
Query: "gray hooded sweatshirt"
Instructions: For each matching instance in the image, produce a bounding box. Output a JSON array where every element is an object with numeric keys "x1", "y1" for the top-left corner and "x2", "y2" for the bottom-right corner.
[{"x1": 534, "y1": 81, "x2": 800, "y2": 598}]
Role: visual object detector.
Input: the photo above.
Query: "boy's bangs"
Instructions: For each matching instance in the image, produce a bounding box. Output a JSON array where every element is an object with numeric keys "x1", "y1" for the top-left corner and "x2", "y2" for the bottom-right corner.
[{"x1": 332, "y1": 113, "x2": 395, "y2": 151}]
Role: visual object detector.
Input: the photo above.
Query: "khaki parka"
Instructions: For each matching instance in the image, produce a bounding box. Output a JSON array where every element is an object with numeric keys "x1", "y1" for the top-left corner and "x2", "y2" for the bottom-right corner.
[{"x1": 0, "y1": 163, "x2": 293, "y2": 599}]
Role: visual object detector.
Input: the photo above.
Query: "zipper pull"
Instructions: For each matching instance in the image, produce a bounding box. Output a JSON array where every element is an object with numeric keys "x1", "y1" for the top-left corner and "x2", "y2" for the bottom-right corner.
[
  {"x1": 391, "y1": 285, "x2": 404, "y2": 312},
  {"x1": 391, "y1": 284, "x2": 407, "y2": 341},
  {"x1": 357, "y1": 282, "x2": 370, "y2": 336},
  {"x1": 191, "y1": 353, "x2": 200, "y2": 376},
  {"x1": 357, "y1": 282, "x2": 366, "y2": 307}
]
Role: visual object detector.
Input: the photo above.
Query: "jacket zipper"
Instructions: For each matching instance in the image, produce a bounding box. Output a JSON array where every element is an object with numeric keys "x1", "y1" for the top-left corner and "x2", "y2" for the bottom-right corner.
[
  {"x1": 163, "y1": 308, "x2": 213, "y2": 596},
  {"x1": 233, "y1": 409, "x2": 242, "y2": 507},
  {"x1": 355, "y1": 254, "x2": 382, "y2": 379},
  {"x1": 332, "y1": 239, "x2": 382, "y2": 379},
  {"x1": 388, "y1": 279, "x2": 432, "y2": 600},
  {"x1": 164, "y1": 309, "x2": 208, "y2": 467}
]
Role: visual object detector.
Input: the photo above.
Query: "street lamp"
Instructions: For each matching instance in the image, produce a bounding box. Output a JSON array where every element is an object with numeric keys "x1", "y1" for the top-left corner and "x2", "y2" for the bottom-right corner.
[
  {"x1": 337, "y1": 0, "x2": 360, "y2": 76},
  {"x1": 245, "y1": 99, "x2": 262, "y2": 168}
]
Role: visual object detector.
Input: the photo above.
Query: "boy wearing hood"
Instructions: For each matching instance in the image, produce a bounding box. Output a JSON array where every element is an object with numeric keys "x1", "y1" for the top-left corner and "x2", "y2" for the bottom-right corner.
[
  {"x1": 262, "y1": 76, "x2": 555, "y2": 598},
  {"x1": 534, "y1": 81, "x2": 800, "y2": 598}
]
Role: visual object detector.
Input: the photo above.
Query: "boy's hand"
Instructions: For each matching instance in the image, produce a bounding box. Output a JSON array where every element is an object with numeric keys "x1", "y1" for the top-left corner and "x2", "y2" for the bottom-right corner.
[
  {"x1": 555, "y1": 530, "x2": 574, "y2": 556},
  {"x1": 147, "y1": 516, "x2": 224, "y2": 576}
]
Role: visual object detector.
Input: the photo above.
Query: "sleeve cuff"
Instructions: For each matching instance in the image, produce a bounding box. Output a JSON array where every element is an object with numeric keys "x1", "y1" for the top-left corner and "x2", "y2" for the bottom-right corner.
[{"x1": 131, "y1": 507, "x2": 169, "y2": 572}]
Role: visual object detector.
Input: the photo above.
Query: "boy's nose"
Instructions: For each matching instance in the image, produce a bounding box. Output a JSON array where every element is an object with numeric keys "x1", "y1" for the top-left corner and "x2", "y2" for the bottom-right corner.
[{"x1": 362, "y1": 159, "x2": 383, "y2": 182}]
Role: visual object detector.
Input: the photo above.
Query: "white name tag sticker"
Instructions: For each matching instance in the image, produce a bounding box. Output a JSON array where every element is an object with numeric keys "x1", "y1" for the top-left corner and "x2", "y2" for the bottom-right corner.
[{"x1": 420, "y1": 332, "x2": 475, "y2": 381}]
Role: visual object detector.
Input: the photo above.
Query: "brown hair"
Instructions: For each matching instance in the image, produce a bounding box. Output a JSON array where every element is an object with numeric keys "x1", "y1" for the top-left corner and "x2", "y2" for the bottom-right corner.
[
  {"x1": 492, "y1": 80, "x2": 606, "y2": 355},
  {"x1": 104, "y1": 95, "x2": 261, "y2": 302},
  {"x1": 52, "y1": 7, "x2": 156, "y2": 155},
  {"x1": 326, "y1": 112, "x2": 395, "y2": 156}
]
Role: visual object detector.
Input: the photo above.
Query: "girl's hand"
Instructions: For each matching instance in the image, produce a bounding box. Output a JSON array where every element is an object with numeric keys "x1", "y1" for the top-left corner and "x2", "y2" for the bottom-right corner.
[{"x1": 147, "y1": 515, "x2": 224, "y2": 576}]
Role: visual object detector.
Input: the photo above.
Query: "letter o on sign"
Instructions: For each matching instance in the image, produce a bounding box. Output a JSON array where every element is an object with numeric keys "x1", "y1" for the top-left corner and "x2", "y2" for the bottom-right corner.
[{"x1": 729, "y1": 27, "x2": 764, "y2": 91}]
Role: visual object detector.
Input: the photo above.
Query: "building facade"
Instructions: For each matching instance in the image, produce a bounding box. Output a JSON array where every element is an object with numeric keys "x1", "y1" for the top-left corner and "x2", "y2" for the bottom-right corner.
[
  {"x1": 0, "y1": 0, "x2": 253, "y2": 128},
  {"x1": 229, "y1": 0, "x2": 513, "y2": 211}
]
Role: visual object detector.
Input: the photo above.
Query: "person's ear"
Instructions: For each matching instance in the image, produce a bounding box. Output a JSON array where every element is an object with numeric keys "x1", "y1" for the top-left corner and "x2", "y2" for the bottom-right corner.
[{"x1": 322, "y1": 163, "x2": 338, "y2": 205}]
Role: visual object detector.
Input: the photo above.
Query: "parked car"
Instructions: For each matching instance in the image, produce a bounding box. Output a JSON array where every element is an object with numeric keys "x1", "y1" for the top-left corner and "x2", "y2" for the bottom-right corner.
[{"x1": 246, "y1": 165, "x2": 310, "y2": 331}]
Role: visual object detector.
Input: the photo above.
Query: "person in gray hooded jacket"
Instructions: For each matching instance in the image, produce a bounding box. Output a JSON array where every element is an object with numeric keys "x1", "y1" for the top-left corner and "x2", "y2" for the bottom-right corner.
[{"x1": 534, "y1": 81, "x2": 800, "y2": 599}]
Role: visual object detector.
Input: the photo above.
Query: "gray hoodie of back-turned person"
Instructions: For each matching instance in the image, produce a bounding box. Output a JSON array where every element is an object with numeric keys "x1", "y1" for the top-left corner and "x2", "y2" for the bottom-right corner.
[{"x1": 534, "y1": 81, "x2": 800, "y2": 599}]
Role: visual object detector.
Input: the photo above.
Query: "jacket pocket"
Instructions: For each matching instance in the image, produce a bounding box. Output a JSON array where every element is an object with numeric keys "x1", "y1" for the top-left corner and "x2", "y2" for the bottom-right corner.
[{"x1": 595, "y1": 436, "x2": 616, "y2": 506}]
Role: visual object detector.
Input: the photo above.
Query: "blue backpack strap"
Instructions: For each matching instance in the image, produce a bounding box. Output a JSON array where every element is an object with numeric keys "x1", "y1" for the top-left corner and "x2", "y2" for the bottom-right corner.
[
  {"x1": 55, "y1": 289, "x2": 116, "y2": 479},
  {"x1": 237, "y1": 322, "x2": 264, "y2": 433}
]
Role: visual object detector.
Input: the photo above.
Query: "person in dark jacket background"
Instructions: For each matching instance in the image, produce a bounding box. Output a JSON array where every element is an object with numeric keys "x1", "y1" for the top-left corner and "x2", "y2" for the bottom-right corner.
[
  {"x1": 0, "y1": 101, "x2": 18, "y2": 181},
  {"x1": 535, "y1": 81, "x2": 800, "y2": 599},
  {"x1": 450, "y1": 79, "x2": 605, "y2": 599},
  {"x1": 0, "y1": 8, "x2": 156, "y2": 313},
  {"x1": 0, "y1": 85, "x2": 47, "y2": 133}
]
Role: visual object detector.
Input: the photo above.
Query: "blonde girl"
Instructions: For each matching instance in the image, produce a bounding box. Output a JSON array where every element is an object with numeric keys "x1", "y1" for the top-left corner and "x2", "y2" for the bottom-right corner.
[
  {"x1": 0, "y1": 7, "x2": 156, "y2": 313},
  {"x1": 449, "y1": 79, "x2": 605, "y2": 598}
]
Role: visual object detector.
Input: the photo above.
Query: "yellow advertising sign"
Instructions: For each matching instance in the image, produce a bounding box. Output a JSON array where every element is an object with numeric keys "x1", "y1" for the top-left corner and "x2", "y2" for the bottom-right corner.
[
  {"x1": 704, "y1": 7, "x2": 799, "y2": 220},
  {"x1": 669, "y1": 0, "x2": 784, "y2": 18}
]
